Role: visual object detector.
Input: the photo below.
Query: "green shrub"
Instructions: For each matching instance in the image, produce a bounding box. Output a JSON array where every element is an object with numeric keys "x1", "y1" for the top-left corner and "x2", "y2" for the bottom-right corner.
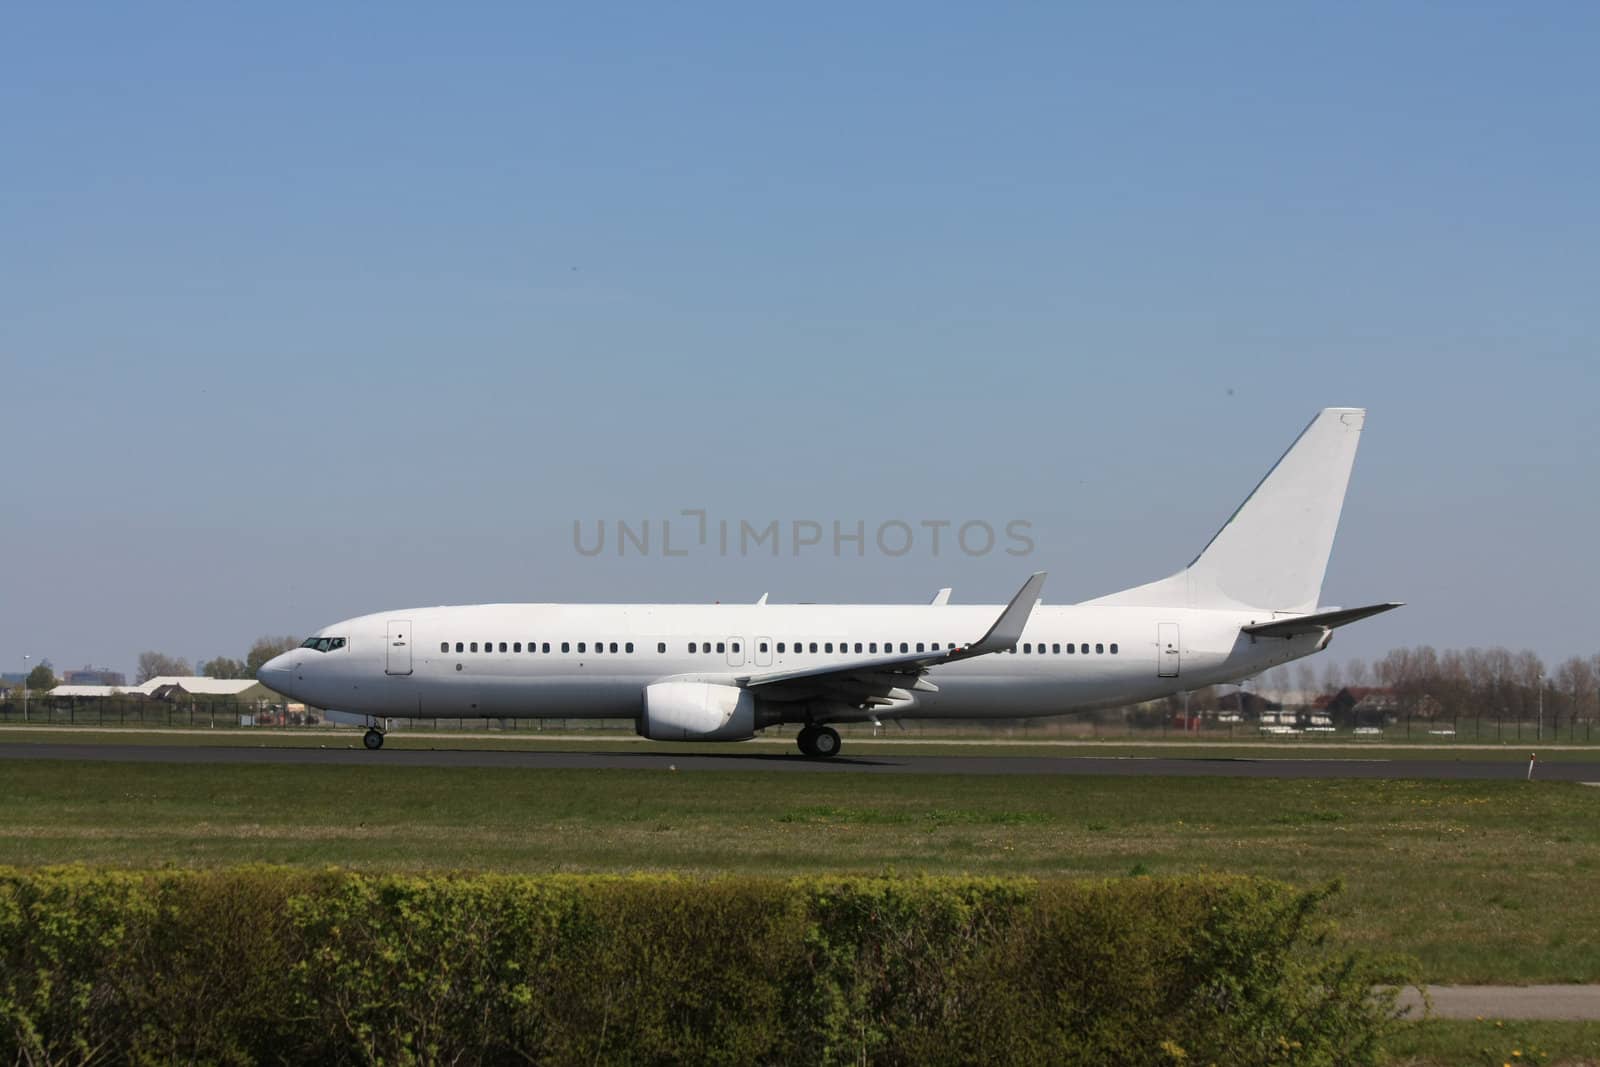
[{"x1": 0, "y1": 868, "x2": 1412, "y2": 1065}]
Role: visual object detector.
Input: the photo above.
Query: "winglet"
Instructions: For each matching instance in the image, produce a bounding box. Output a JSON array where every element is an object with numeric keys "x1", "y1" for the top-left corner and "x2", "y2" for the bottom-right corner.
[
  {"x1": 964, "y1": 572, "x2": 1046, "y2": 655},
  {"x1": 930, "y1": 587, "x2": 952, "y2": 606},
  {"x1": 755, "y1": 593, "x2": 769, "y2": 606}
]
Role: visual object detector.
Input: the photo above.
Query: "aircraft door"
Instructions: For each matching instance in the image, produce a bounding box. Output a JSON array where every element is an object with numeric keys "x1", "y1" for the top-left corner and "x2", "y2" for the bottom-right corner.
[
  {"x1": 1157, "y1": 622, "x2": 1180, "y2": 678},
  {"x1": 726, "y1": 637, "x2": 745, "y2": 668},
  {"x1": 754, "y1": 636, "x2": 773, "y2": 668},
  {"x1": 386, "y1": 619, "x2": 413, "y2": 676}
]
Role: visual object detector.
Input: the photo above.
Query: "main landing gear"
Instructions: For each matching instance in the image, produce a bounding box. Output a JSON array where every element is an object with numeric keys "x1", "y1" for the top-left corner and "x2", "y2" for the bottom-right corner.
[
  {"x1": 797, "y1": 725, "x2": 841, "y2": 759},
  {"x1": 363, "y1": 728, "x2": 385, "y2": 750}
]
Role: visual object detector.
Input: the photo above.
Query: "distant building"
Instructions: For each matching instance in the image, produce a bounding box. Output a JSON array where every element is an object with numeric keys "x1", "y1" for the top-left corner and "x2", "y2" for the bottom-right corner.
[
  {"x1": 44, "y1": 677, "x2": 272, "y2": 701},
  {"x1": 1314, "y1": 686, "x2": 1401, "y2": 725},
  {"x1": 1216, "y1": 690, "x2": 1281, "y2": 717},
  {"x1": 140, "y1": 677, "x2": 265, "y2": 700},
  {"x1": 63, "y1": 666, "x2": 127, "y2": 687}
]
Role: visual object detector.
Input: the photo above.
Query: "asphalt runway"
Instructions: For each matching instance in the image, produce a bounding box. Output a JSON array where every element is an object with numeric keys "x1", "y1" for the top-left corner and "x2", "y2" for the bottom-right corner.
[{"x1": 3, "y1": 742, "x2": 1599, "y2": 780}]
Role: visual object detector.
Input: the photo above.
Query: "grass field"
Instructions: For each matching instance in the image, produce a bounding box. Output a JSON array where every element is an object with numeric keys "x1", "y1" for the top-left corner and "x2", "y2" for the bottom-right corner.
[
  {"x1": 1, "y1": 756, "x2": 1596, "y2": 985},
  {"x1": 1387, "y1": 1020, "x2": 1600, "y2": 1066}
]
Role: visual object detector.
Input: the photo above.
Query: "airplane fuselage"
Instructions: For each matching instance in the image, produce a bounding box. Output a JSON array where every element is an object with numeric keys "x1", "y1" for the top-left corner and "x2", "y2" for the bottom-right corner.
[{"x1": 262, "y1": 601, "x2": 1323, "y2": 722}]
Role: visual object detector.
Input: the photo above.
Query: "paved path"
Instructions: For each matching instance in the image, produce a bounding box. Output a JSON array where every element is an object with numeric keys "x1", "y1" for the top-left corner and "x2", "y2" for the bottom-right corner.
[
  {"x1": 2, "y1": 741, "x2": 1599, "y2": 780},
  {"x1": 3, "y1": 724, "x2": 1596, "y2": 751},
  {"x1": 1400, "y1": 985, "x2": 1600, "y2": 1021}
]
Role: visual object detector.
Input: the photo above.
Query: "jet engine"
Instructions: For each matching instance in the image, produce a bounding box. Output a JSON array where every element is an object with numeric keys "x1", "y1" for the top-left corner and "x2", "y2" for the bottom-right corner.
[{"x1": 639, "y1": 681, "x2": 758, "y2": 741}]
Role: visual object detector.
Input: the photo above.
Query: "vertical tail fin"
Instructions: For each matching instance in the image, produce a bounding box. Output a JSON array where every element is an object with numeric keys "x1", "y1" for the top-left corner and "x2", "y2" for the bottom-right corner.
[{"x1": 1086, "y1": 408, "x2": 1366, "y2": 614}]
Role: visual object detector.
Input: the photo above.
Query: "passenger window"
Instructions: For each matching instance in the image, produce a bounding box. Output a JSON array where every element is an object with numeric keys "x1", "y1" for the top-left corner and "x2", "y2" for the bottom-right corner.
[
  {"x1": 731, "y1": 642, "x2": 740, "y2": 653},
  {"x1": 809, "y1": 642, "x2": 818, "y2": 653},
  {"x1": 1081, "y1": 644, "x2": 1090, "y2": 654},
  {"x1": 777, "y1": 642, "x2": 785, "y2": 653},
  {"x1": 470, "y1": 642, "x2": 478, "y2": 652},
  {"x1": 825, "y1": 643, "x2": 833, "y2": 653},
  {"x1": 455, "y1": 642, "x2": 464, "y2": 653},
  {"x1": 625, "y1": 642, "x2": 633, "y2": 653},
  {"x1": 1110, "y1": 643, "x2": 1119, "y2": 654},
  {"x1": 759, "y1": 642, "x2": 767, "y2": 653},
  {"x1": 1096, "y1": 643, "x2": 1104, "y2": 654},
  {"x1": 899, "y1": 642, "x2": 908, "y2": 653},
  {"x1": 1067, "y1": 643, "x2": 1075, "y2": 653},
  {"x1": 1023, "y1": 643, "x2": 1031, "y2": 654},
  {"x1": 1052, "y1": 643, "x2": 1060, "y2": 654},
  {"x1": 542, "y1": 643, "x2": 550, "y2": 653},
  {"x1": 440, "y1": 642, "x2": 448, "y2": 653},
  {"x1": 610, "y1": 642, "x2": 619, "y2": 653},
  {"x1": 869, "y1": 642, "x2": 877, "y2": 653},
  {"x1": 717, "y1": 642, "x2": 726, "y2": 653},
  {"x1": 658, "y1": 642, "x2": 666, "y2": 653}
]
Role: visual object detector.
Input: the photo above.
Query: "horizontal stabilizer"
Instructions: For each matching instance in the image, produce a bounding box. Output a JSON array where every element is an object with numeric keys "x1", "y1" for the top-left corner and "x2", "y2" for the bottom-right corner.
[{"x1": 1241, "y1": 602, "x2": 1403, "y2": 638}]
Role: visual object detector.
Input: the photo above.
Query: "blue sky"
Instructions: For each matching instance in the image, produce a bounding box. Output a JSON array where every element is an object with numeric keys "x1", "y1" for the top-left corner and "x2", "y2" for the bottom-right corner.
[{"x1": 3, "y1": 3, "x2": 1597, "y2": 676}]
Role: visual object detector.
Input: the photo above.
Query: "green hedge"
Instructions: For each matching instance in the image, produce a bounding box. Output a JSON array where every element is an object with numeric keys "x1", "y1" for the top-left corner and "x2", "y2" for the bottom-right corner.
[{"x1": 0, "y1": 869, "x2": 1410, "y2": 1065}]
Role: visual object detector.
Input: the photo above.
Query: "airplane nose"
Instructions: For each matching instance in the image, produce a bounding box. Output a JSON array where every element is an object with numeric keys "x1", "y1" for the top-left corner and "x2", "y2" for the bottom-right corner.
[{"x1": 257, "y1": 651, "x2": 299, "y2": 695}]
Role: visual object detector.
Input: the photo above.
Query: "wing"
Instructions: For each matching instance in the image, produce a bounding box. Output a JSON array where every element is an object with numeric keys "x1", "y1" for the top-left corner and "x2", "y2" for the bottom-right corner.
[
  {"x1": 1241, "y1": 601, "x2": 1403, "y2": 638},
  {"x1": 739, "y1": 572, "x2": 1046, "y2": 716}
]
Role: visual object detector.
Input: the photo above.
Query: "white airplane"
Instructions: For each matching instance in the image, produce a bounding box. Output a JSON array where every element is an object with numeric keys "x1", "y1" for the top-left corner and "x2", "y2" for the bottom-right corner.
[{"x1": 259, "y1": 408, "x2": 1399, "y2": 757}]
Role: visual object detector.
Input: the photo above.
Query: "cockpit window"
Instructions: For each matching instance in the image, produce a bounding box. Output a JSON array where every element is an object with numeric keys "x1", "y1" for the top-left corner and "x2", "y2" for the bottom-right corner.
[{"x1": 299, "y1": 637, "x2": 347, "y2": 653}]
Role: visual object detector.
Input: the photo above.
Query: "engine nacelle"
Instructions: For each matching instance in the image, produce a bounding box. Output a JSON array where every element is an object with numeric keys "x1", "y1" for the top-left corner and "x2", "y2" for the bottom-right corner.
[{"x1": 640, "y1": 682, "x2": 757, "y2": 741}]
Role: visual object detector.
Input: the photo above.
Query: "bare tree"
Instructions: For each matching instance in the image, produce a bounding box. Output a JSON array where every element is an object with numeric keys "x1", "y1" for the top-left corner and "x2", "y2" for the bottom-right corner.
[
  {"x1": 136, "y1": 651, "x2": 192, "y2": 684},
  {"x1": 246, "y1": 636, "x2": 301, "y2": 676},
  {"x1": 1319, "y1": 660, "x2": 1343, "y2": 698},
  {"x1": 1295, "y1": 662, "x2": 1318, "y2": 701},
  {"x1": 202, "y1": 656, "x2": 249, "y2": 680}
]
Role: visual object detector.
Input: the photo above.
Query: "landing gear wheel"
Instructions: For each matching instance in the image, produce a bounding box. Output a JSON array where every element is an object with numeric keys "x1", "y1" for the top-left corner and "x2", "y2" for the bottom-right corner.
[
  {"x1": 363, "y1": 728, "x2": 385, "y2": 750},
  {"x1": 811, "y1": 726, "x2": 841, "y2": 758},
  {"x1": 796, "y1": 726, "x2": 817, "y2": 757}
]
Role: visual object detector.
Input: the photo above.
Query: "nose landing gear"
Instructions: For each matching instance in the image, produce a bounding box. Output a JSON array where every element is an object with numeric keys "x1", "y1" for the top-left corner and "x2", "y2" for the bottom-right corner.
[
  {"x1": 796, "y1": 725, "x2": 841, "y2": 758},
  {"x1": 363, "y1": 728, "x2": 385, "y2": 750}
]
